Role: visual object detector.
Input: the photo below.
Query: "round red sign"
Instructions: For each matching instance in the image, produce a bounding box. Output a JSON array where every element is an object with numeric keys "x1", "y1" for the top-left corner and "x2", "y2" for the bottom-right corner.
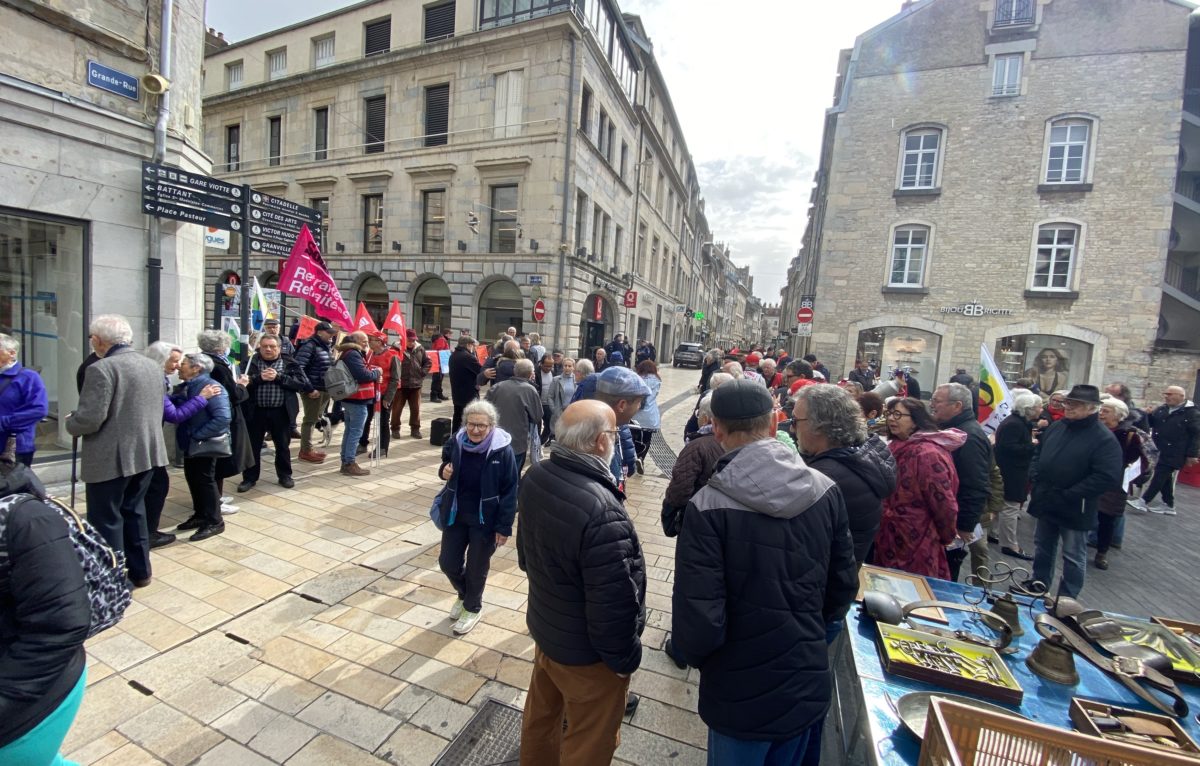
[
  {"x1": 797, "y1": 307, "x2": 814, "y2": 324},
  {"x1": 532, "y1": 299, "x2": 546, "y2": 322}
]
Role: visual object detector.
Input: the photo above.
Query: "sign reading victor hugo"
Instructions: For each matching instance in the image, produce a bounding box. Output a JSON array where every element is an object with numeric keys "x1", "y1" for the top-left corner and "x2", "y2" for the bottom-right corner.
[
  {"x1": 246, "y1": 190, "x2": 323, "y2": 257},
  {"x1": 141, "y1": 161, "x2": 244, "y2": 230}
]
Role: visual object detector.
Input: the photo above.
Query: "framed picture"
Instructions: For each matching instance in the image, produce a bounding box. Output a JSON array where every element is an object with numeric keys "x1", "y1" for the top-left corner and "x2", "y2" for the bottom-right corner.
[{"x1": 857, "y1": 565, "x2": 947, "y2": 623}]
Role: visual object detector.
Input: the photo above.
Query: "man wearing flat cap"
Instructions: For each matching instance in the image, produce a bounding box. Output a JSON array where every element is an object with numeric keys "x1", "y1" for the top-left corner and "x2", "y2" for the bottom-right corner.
[
  {"x1": 1024, "y1": 384, "x2": 1122, "y2": 599},
  {"x1": 671, "y1": 379, "x2": 858, "y2": 762}
]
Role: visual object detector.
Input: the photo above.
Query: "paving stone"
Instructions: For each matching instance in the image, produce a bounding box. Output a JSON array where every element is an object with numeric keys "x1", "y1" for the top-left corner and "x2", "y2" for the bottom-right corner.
[
  {"x1": 296, "y1": 691, "x2": 402, "y2": 751},
  {"x1": 192, "y1": 739, "x2": 277, "y2": 766},
  {"x1": 212, "y1": 699, "x2": 281, "y2": 744},
  {"x1": 62, "y1": 675, "x2": 158, "y2": 754},
  {"x1": 116, "y1": 609, "x2": 198, "y2": 652},
  {"x1": 328, "y1": 605, "x2": 410, "y2": 642},
  {"x1": 615, "y1": 722, "x2": 708, "y2": 766},
  {"x1": 393, "y1": 654, "x2": 488, "y2": 704},
  {"x1": 65, "y1": 731, "x2": 129, "y2": 765},
  {"x1": 85, "y1": 632, "x2": 158, "y2": 671},
  {"x1": 293, "y1": 564, "x2": 383, "y2": 605},
  {"x1": 247, "y1": 713, "x2": 320, "y2": 762},
  {"x1": 630, "y1": 669, "x2": 700, "y2": 713},
  {"x1": 353, "y1": 539, "x2": 426, "y2": 571},
  {"x1": 286, "y1": 734, "x2": 390, "y2": 766},
  {"x1": 229, "y1": 664, "x2": 326, "y2": 714},
  {"x1": 397, "y1": 520, "x2": 443, "y2": 546},
  {"x1": 255, "y1": 635, "x2": 340, "y2": 679},
  {"x1": 93, "y1": 742, "x2": 168, "y2": 765},
  {"x1": 629, "y1": 697, "x2": 708, "y2": 749},
  {"x1": 394, "y1": 625, "x2": 479, "y2": 665},
  {"x1": 375, "y1": 724, "x2": 450, "y2": 766},
  {"x1": 494, "y1": 656, "x2": 534, "y2": 691},
  {"x1": 162, "y1": 678, "x2": 248, "y2": 724},
  {"x1": 407, "y1": 693, "x2": 476, "y2": 739},
  {"x1": 311, "y1": 659, "x2": 406, "y2": 708},
  {"x1": 221, "y1": 593, "x2": 326, "y2": 646},
  {"x1": 116, "y1": 702, "x2": 224, "y2": 765},
  {"x1": 125, "y1": 631, "x2": 254, "y2": 696}
]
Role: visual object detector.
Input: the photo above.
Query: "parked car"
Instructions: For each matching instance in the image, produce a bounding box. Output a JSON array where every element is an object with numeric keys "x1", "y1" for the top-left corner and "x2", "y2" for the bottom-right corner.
[{"x1": 673, "y1": 342, "x2": 704, "y2": 368}]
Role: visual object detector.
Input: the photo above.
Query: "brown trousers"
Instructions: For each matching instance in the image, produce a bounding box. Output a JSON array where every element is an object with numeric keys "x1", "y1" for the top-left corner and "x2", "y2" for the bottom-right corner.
[
  {"x1": 520, "y1": 647, "x2": 630, "y2": 766},
  {"x1": 390, "y1": 387, "x2": 421, "y2": 433}
]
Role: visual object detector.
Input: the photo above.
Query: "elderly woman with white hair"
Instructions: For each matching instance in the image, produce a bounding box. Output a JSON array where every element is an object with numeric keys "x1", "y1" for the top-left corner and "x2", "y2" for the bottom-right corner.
[
  {"x1": 684, "y1": 371, "x2": 735, "y2": 441},
  {"x1": 663, "y1": 392, "x2": 724, "y2": 538},
  {"x1": 197, "y1": 329, "x2": 253, "y2": 512},
  {"x1": 1093, "y1": 395, "x2": 1149, "y2": 570},
  {"x1": 173, "y1": 353, "x2": 232, "y2": 542},
  {"x1": 435, "y1": 400, "x2": 518, "y2": 636},
  {"x1": 993, "y1": 389, "x2": 1042, "y2": 561},
  {"x1": 0, "y1": 333, "x2": 48, "y2": 467}
]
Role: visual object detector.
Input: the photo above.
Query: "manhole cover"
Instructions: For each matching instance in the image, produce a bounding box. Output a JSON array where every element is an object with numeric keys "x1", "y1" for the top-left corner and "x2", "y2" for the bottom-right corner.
[{"x1": 434, "y1": 698, "x2": 523, "y2": 766}]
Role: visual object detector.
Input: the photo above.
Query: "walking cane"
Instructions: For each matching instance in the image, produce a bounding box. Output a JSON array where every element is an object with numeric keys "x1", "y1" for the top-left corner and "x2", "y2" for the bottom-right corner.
[
  {"x1": 70, "y1": 436, "x2": 78, "y2": 508},
  {"x1": 370, "y1": 394, "x2": 381, "y2": 469}
]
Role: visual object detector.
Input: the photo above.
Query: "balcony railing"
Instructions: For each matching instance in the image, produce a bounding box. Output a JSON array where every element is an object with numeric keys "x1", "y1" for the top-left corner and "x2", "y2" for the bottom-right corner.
[
  {"x1": 993, "y1": 0, "x2": 1035, "y2": 28},
  {"x1": 1166, "y1": 256, "x2": 1200, "y2": 303}
]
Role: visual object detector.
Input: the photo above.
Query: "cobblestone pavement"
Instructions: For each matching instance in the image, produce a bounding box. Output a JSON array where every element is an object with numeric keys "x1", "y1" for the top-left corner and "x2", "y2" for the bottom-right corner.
[{"x1": 59, "y1": 365, "x2": 1200, "y2": 764}]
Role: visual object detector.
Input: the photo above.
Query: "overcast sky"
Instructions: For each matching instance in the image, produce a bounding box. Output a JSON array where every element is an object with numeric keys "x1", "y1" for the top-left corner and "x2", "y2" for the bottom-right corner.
[{"x1": 205, "y1": 0, "x2": 906, "y2": 303}]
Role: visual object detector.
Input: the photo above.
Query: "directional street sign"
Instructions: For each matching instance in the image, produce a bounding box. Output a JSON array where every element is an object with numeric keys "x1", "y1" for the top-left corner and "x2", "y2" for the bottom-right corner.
[
  {"x1": 142, "y1": 161, "x2": 244, "y2": 202},
  {"x1": 141, "y1": 161, "x2": 244, "y2": 231},
  {"x1": 247, "y1": 190, "x2": 322, "y2": 254},
  {"x1": 141, "y1": 199, "x2": 238, "y2": 229}
]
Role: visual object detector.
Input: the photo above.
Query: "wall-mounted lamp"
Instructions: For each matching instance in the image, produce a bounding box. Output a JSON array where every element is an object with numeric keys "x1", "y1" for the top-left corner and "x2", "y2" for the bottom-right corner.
[
  {"x1": 457, "y1": 240, "x2": 467, "y2": 252},
  {"x1": 335, "y1": 243, "x2": 345, "y2": 253},
  {"x1": 391, "y1": 241, "x2": 402, "y2": 252},
  {"x1": 576, "y1": 247, "x2": 588, "y2": 258},
  {"x1": 530, "y1": 240, "x2": 539, "y2": 252}
]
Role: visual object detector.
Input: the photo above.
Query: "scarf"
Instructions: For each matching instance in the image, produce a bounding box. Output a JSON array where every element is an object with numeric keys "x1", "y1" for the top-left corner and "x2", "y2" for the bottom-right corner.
[
  {"x1": 460, "y1": 428, "x2": 495, "y2": 454},
  {"x1": 550, "y1": 442, "x2": 614, "y2": 478}
]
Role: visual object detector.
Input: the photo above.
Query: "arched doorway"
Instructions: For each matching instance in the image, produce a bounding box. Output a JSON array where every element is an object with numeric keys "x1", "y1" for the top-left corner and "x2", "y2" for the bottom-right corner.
[
  {"x1": 478, "y1": 279, "x2": 524, "y2": 342},
  {"x1": 355, "y1": 274, "x2": 389, "y2": 330},
  {"x1": 414, "y1": 276, "x2": 452, "y2": 341},
  {"x1": 580, "y1": 293, "x2": 616, "y2": 361}
]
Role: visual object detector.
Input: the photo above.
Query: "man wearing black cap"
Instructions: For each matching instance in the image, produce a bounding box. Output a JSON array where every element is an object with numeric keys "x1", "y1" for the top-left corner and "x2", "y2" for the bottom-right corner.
[
  {"x1": 262, "y1": 317, "x2": 294, "y2": 356},
  {"x1": 671, "y1": 379, "x2": 858, "y2": 762},
  {"x1": 1024, "y1": 384, "x2": 1122, "y2": 599},
  {"x1": 294, "y1": 321, "x2": 336, "y2": 462}
]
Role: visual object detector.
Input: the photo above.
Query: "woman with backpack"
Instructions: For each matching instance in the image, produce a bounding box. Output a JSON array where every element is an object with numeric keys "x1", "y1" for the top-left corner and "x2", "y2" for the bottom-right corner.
[{"x1": 0, "y1": 450, "x2": 91, "y2": 765}]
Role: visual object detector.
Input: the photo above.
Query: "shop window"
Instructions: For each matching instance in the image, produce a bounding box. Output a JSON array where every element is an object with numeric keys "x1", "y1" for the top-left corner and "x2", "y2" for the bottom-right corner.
[
  {"x1": 996, "y1": 335, "x2": 1092, "y2": 398},
  {"x1": 478, "y1": 279, "x2": 523, "y2": 340},
  {"x1": 856, "y1": 327, "x2": 941, "y2": 398},
  {"x1": 415, "y1": 277, "x2": 452, "y2": 337}
]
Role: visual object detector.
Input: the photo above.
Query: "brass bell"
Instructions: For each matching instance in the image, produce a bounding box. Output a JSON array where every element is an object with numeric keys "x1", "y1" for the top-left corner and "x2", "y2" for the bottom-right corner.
[
  {"x1": 990, "y1": 594, "x2": 1024, "y2": 638},
  {"x1": 1026, "y1": 636, "x2": 1078, "y2": 685}
]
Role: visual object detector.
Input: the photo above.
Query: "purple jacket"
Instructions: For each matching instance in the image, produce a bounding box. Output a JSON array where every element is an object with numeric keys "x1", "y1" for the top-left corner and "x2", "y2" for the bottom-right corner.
[{"x1": 0, "y1": 363, "x2": 49, "y2": 454}]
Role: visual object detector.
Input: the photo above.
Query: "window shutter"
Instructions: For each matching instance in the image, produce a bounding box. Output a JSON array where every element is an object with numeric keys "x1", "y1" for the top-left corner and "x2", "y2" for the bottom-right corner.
[
  {"x1": 492, "y1": 73, "x2": 509, "y2": 139},
  {"x1": 364, "y1": 19, "x2": 391, "y2": 56},
  {"x1": 365, "y1": 96, "x2": 386, "y2": 154},
  {"x1": 425, "y1": 84, "x2": 450, "y2": 147},
  {"x1": 424, "y1": 2, "x2": 456, "y2": 42},
  {"x1": 505, "y1": 70, "x2": 524, "y2": 138}
]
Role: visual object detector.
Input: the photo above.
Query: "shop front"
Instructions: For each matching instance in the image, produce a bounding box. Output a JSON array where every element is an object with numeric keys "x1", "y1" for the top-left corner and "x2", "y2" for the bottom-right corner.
[
  {"x1": 478, "y1": 278, "x2": 524, "y2": 342},
  {"x1": 0, "y1": 208, "x2": 87, "y2": 461},
  {"x1": 413, "y1": 276, "x2": 452, "y2": 340},
  {"x1": 580, "y1": 292, "x2": 617, "y2": 361},
  {"x1": 854, "y1": 325, "x2": 942, "y2": 398}
]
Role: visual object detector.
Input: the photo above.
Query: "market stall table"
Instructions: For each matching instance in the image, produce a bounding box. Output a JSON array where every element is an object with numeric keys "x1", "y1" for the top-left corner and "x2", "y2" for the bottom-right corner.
[{"x1": 826, "y1": 576, "x2": 1200, "y2": 765}]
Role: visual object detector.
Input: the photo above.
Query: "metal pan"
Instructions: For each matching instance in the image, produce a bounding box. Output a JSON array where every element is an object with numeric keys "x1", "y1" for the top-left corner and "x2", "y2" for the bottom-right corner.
[{"x1": 894, "y1": 691, "x2": 1028, "y2": 740}]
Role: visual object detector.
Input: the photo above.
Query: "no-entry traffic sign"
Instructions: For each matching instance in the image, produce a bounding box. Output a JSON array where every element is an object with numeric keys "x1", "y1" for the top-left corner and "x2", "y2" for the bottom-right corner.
[
  {"x1": 797, "y1": 307, "x2": 814, "y2": 324},
  {"x1": 532, "y1": 299, "x2": 546, "y2": 322}
]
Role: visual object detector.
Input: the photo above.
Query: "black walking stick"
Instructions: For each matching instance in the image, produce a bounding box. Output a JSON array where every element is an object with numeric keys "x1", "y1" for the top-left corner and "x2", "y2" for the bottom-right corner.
[{"x1": 70, "y1": 436, "x2": 78, "y2": 508}]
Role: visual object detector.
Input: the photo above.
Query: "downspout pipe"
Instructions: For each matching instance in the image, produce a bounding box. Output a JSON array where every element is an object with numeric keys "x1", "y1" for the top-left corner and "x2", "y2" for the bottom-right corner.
[
  {"x1": 147, "y1": 0, "x2": 173, "y2": 343},
  {"x1": 555, "y1": 32, "x2": 577, "y2": 354}
]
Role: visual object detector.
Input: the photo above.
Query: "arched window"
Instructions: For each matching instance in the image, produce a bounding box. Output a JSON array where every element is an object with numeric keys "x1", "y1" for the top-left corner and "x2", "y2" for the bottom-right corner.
[
  {"x1": 888, "y1": 225, "x2": 931, "y2": 287},
  {"x1": 477, "y1": 279, "x2": 523, "y2": 340},
  {"x1": 356, "y1": 274, "x2": 389, "y2": 328},
  {"x1": 1043, "y1": 117, "x2": 1096, "y2": 185},
  {"x1": 897, "y1": 126, "x2": 944, "y2": 190},
  {"x1": 414, "y1": 277, "x2": 452, "y2": 339}
]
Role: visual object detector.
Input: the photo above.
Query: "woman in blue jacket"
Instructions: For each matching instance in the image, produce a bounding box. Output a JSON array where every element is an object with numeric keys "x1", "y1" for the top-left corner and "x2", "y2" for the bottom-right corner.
[
  {"x1": 173, "y1": 353, "x2": 232, "y2": 543},
  {"x1": 0, "y1": 334, "x2": 49, "y2": 467},
  {"x1": 436, "y1": 400, "x2": 518, "y2": 636}
]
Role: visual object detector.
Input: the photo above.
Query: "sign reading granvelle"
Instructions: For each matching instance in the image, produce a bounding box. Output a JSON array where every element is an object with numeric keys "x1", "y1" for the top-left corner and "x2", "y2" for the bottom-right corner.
[{"x1": 939, "y1": 301, "x2": 1015, "y2": 317}]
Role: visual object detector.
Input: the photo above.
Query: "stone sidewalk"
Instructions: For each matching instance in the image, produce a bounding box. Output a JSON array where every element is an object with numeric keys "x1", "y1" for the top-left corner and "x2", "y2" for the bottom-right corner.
[{"x1": 60, "y1": 366, "x2": 708, "y2": 766}]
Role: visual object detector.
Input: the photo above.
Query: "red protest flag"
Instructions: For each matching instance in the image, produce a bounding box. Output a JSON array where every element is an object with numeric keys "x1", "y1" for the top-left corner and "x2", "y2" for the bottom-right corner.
[
  {"x1": 278, "y1": 225, "x2": 354, "y2": 331},
  {"x1": 354, "y1": 302, "x2": 380, "y2": 335},
  {"x1": 296, "y1": 314, "x2": 318, "y2": 340},
  {"x1": 381, "y1": 300, "x2": 406, "y2": 335}
]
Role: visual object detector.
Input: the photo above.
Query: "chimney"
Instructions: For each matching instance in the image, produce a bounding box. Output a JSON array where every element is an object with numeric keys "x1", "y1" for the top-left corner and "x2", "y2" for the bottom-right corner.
[{"x1": 901, "y1": 0, "x2": 917, "y2": 9}]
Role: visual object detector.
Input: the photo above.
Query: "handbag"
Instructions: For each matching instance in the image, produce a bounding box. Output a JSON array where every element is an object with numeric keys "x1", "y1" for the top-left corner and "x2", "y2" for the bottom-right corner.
[
  {"x1": 190, "y1": 432, "x2": 233, "y2": 459},
  {"x1": 430, "y1": 482, "x2": 449, "y2": 531}
]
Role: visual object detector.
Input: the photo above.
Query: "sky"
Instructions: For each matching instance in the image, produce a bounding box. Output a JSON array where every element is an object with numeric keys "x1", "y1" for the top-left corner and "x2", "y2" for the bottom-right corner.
[{"x1": 205, "y1": 0, "x2": 907, "y2": 303}]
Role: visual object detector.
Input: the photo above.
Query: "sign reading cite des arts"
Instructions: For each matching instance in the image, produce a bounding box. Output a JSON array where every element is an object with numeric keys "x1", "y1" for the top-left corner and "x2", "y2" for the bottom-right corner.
[{"x1": 939, "y1": 301, "x2": 1015, "y2": 317}]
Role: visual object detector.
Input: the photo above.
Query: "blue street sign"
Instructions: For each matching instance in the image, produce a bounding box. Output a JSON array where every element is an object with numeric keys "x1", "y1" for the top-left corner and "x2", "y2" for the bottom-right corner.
[{"x1": 87, "y1": 60, "x2": 139, "y2": 101}]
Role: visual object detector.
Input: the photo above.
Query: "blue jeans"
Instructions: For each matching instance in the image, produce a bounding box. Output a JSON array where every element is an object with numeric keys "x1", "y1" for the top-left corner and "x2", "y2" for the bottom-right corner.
[
  {"x1": 708, "y1": 725, "x2": 814, "y2": 766},
  {"x1": 1088, "y1": 514, "x2": 1125, "y2": 549},
  {"x1": 1032, "y1": 516, "x2": 1089, "y2": 598},
  {"x1": 0, "y1": 667, "x2": 86, "y2": 765},
  {"x1": 340, "y1": 400, "x2": 370, "y2": 464}
]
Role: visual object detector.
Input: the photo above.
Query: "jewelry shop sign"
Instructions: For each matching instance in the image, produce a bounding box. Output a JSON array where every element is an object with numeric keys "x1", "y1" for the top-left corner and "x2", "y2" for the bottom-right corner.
[{"x1": 940, "y1": 301, "x2": 1014, "y2": 317}]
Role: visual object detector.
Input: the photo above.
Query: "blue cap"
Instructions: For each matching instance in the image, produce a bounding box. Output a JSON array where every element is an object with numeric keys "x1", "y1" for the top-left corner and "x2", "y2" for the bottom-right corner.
[{"x1": 595, "y1": 366, "x2": 652, "y2": 399}]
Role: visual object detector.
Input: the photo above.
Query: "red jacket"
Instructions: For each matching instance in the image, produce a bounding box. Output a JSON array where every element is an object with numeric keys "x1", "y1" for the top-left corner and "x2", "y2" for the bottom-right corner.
[
  {"x1": 368, "y1": 348, "x2": 401, "y2": 401},
  {"x1": 432, "y1": 335, "x2": 451, "y2": 352}
]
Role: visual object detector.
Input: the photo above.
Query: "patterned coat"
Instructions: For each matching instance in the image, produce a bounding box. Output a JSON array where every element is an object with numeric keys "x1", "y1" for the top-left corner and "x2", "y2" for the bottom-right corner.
[{"x1": 875, "y1": 429, "x2": 965, "y2": 580}]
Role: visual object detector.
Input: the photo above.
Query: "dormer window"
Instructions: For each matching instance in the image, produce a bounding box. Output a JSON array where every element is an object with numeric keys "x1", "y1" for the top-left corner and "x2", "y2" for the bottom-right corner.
[{"x1": 994, "y1": 0, "x2": 1035, "y2": 29}]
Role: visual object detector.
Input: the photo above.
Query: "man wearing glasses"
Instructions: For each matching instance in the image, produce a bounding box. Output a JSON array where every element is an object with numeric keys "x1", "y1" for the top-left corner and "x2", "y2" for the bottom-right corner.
[{"x1": 1024, "y1": 384, "x2": 1122, "y2": 599}]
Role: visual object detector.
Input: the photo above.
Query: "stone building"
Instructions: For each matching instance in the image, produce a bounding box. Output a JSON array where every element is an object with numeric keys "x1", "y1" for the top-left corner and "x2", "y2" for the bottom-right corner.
[
  {"x1": 793, "y1": 0, "x2": 1200, "y2": 400},
  {"x1": 1, "y1": 0, "x2": 209, "y2": 466},
  {"x1": 201, "y1": 0, "x2": 707, "y2": 359}
]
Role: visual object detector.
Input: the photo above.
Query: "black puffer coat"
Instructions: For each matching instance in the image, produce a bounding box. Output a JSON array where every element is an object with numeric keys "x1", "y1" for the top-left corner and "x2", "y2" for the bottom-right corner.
[
  {"x1": 994, "y1": 413, "x2": 1035, "y2": 502},
  {"x1": 672, "y1": 438, "x2": 859, "y2": 740},
  {"x1": 449, "y1": 347, "x2": 482, "y2": 406},
  {"x1": 942, "y1": 410, "x2": 993, "y2": 532},
  {"x1": 294, "y1": 336, "x2": 333, "y2": 391},
  {"x1": 516, "y1": 448, "x2": 646, "y2": 675},
  {"x1": 806, "y1": 435, "x2": 897, "y2": 566},
  {"x1": 1027, "y1": 413, "x2": 1123, "y2": 531},
  {"x1": 0, "y1": 483, "x2": 90, "y2": 748},
  {"x1": 1146, "y1": 401, "x2": 1200, "y2": 469}
]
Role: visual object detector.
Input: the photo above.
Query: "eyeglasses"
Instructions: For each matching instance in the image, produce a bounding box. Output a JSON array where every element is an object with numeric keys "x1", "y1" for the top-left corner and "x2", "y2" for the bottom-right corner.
[
  {"x1": 602, "y1": 429, "x2": 620, "y2": 437},
  {"x1": 465, "y1": 422, "x2": 491, "y2": 430},
  {"x1": 885, "y1": 411, "x2": 912, "y2": 420}
]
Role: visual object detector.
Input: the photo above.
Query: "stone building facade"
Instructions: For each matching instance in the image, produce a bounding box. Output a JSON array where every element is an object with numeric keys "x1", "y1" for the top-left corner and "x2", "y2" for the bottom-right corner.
[
  {"x1": 201, "y1": 0, "x2": 710, "y2": 360},
  {"x1": 795, "y1": 0, "x2": 1200, "y2": 401},
  {"x1": 1, "y1": 0, "x2": 209, "y2": 464}
]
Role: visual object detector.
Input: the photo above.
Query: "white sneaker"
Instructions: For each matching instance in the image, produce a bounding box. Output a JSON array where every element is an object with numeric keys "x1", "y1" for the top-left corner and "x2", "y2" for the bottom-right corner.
[
  {"x1": 220, "y1": 503, "x2": 240, "y2": 515},
  {"x1": 452, "y1": 608, "x2": 482, "y2": 635},
  {"x1": 1126, "y1": 497, "x2": 1148, "y2": 512},
  {"x1": 449, "y1": 598, "x2": 464, "y2": 622},
  {"x1": 219, "y1": 496, "x2": 234, "y2": 505}
]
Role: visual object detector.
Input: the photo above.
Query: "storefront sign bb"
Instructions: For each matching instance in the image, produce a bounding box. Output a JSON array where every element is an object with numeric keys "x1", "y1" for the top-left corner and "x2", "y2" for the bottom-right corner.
[{"x1": 940, "y1": 302, "x2": 1014, "y2": 317}]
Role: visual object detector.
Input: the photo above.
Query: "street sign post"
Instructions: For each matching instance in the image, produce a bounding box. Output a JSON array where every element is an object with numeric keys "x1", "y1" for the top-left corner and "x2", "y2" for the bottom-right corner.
[
  {"x1": 796, "y1": 324, "x2": 812, "y2": 337},
  {"x1": 797, "y1": 307, "x2": 814, "y2": 324},
  {"x1": 532, "y1": 299, "x2": 547, "y2": 323}
]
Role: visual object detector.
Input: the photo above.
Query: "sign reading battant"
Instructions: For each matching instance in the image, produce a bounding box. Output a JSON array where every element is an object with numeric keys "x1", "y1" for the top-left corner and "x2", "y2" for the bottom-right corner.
[{"x1": 141, "y1": 161, "x2": 244, "y2": 230}]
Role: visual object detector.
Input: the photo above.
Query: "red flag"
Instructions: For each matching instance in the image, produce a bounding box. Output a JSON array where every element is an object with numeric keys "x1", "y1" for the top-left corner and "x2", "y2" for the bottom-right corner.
[
  {"x1": 278, "y1": 225, "x2": 354, "y2": 331},
  {"x1": 296, "y1": 315, "x2": 318, "y2": 340},
  {"x1": 354, "y1": 303, "x2": 379, "y2": 334},
  {"x1": 381, "y1": 300, "x2": 405, "y2": 335}
]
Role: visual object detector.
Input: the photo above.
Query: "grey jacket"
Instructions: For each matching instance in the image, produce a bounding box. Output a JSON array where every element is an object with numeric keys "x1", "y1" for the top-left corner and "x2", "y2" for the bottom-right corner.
[
  {"x1": 487, "y1": 378, "x2": 543, "y2": 456},
  {"x1": 66, "y1": 346, "x2": 168, "y2": 483}
]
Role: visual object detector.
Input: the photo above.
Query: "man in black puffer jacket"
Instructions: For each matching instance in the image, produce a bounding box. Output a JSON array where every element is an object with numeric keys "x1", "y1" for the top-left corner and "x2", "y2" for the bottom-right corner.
[
  {"x1": 294, "y1": 321, "x2": 336, "y2": 463},
  {"x1": 517, "y1": 400, "x2": 646, "y2": 766},
  {"x1": 794, "y1": 385, "x2": 896, "y2": 566},
  {"x1": 932, "y1": 382, "x2": 994, "y2": 580},
  {"x1": 673, "y1": 380, "x2": 858, "y2": 762}
]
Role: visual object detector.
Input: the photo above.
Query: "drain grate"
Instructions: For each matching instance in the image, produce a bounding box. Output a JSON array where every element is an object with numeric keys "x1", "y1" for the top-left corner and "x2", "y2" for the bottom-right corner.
[
  {"x1": 646, "y1": 429, "x2": 680, "y2": 479},
  {"x1": 434, "y1": 698, "x2": 523, "y2": 766}
]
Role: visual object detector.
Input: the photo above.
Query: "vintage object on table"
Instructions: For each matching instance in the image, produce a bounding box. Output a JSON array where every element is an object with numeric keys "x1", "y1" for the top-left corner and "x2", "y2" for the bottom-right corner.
[
  {"x1": 901, "y1": 599, "x2": 1014, "y2": 652},
  {"x1": 891, "y1": 691, "x2": 1027, "y2": 742},
  {"x1": 919, "y1": 698, "x2": 1200, "y2": 766},
  {"x1": 965, "y1": 562, "x2": 1045, "y2": 639},
  {"x1": 1070, "y1": 698, "x2": 1200, "y2": 757},
  {"x1": 1153, "y1": 617, "x2": 1200, "y2": 685},
  {"x1": 1027, "y1": 632, "x2": 1080, "y2": 685},
  {"x1": 876, "y1": 623, "x2": 1023, "y2": 705},
  {"x1": 856, "y1": 564, "x2": 947, "y2": 623}
]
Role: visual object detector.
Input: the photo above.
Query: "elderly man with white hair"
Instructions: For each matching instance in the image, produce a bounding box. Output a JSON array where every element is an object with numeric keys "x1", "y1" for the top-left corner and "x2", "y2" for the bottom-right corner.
[
  {"x1": 487, "y1": 358, "x2": 543, "y2": 471},
  {"x1": 993, "y1": 389, "x2": 1043, "y2": 561},
  {"x1": 66, "y1": 314, "x2": 168, "y2": 587}
]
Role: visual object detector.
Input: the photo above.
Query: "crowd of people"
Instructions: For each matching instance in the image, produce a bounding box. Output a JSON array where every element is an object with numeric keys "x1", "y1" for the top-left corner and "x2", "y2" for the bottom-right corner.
[{"x1": 4, "y1": 318, "x2": 1200, "y2": 766}]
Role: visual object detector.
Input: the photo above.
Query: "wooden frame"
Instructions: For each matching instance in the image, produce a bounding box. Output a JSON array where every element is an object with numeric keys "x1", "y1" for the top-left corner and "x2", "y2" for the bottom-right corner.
[{"x1": 857, "y1": 564, "x2": 947, "y2": 623}]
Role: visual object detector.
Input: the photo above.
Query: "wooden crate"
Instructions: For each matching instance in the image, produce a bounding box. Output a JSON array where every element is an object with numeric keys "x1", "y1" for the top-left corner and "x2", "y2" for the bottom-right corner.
[
  {"x1": 1070, "y1": 697, "x2": 1200, "y2": 757},
  {"x1": 920, "y1": 699, "x2": 1200, "y2": 766}
]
